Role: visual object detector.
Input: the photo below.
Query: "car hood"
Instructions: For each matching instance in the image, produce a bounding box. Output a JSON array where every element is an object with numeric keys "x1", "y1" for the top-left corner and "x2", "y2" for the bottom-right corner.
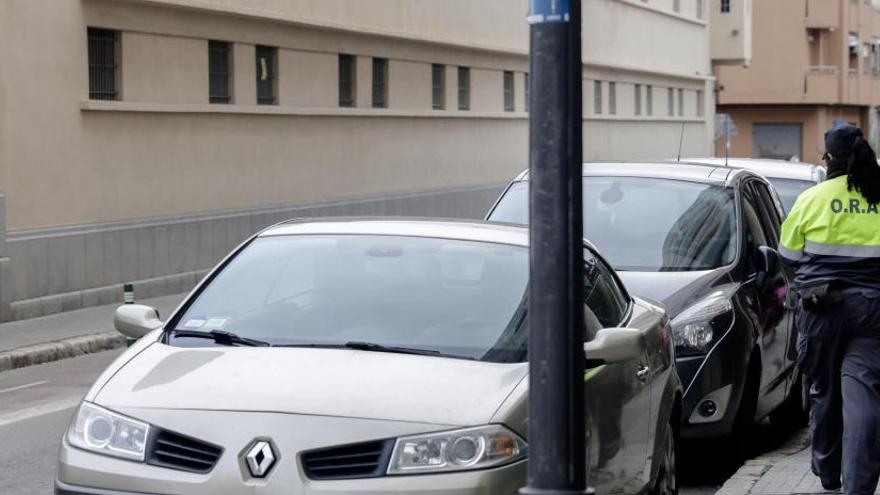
[
  {"x1": 617, "y1": 269, "x2": 730, "y2": 317},
  {"x1": 95, "y1": 343, "x2": 528, "y2": 426}
]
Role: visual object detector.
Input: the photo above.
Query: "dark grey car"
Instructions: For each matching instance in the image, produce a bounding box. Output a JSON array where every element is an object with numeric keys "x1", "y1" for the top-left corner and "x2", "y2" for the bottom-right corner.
[{"x1": 488, "y1": 163, "x2": 808, "y2": 449}]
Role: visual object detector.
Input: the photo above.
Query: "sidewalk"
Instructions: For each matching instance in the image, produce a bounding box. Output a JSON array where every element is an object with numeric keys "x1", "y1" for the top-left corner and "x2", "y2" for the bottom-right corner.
[
  {"x1": 0, "y1": 293, "x2": 186, "y2": 372},
  {"x1": 717, "y1": 427, "x2": 878, "y2": 495}
]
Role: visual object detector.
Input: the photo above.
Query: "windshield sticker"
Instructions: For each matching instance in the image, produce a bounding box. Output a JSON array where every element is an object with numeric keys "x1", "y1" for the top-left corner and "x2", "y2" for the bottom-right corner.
[
  {"x1": 182, "y1": 318, "x2": 206, "y2": 329},
  {"x1": 203, "y1": 318, "x2": 227, "y2": 329}
]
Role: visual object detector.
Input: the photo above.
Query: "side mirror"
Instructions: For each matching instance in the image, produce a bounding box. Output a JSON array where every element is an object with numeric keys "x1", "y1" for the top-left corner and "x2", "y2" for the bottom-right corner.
[
  {"x1": 114, "y1": 304, "x2": 163, "y2": 339},
  {"x1": 583, "y1": 327, "x2": 645, "y2": 365},
  {"x1": 757, "y1": 246, "x2": 780, "y2": 274}
]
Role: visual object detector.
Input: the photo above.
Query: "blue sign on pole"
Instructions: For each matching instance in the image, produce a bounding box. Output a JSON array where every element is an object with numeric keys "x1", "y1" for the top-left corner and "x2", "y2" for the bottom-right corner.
[{"x1": 527, "y1": 0, "x2": 570, "y2": 24}]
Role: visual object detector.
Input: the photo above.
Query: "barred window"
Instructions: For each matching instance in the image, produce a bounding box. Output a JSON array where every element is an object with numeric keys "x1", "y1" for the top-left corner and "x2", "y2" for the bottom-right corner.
[
  {"x1": 255, "y1": 45, "x2": 277, "y2": 105},
  {"x1": 697, "y1": 90, "x2": 705, "y2": 117},
  {"x1": 458, "y1": 67, "x2": 470, "y2": 111},
  {"x1": 372, "y1": 58, "x2": 388, "y2": 108},
  {"x1": 503, "y1": 71, "x2": 515, "y2": 112},
  {"x1": 646, "y1": 85, "x2": 653, "y2": 116},
  {"x1": 432, "y1": 64, "x2": 445, "y2": 110},
  {"x1": 339, "y1": 54, "x2": 356, "y2": 107},
  {"x1": 594, "y1": 81, "x2": 602, "y2": 115},
  {"x1": 634, "y1": 84, "x2": 642, "y2": 116},
  {"x1": 678, "y1": 88, "x2": 684, "y2": 116},
  {"x1": 88, "y1": 28, "x2": 119, "y2": 100},
  {"x1": 721, "y1": 0, "x2": 730, "y2": 13},
  {"x1": 608, "y1": 82, "x2": 617, "y2": 115},
  {"x1": 208, "y1": 41, "x2": 232, "y2": 104},
  {"x1": 668, "y1": 88, "x2": 675, "y2": 116},
  {"x1": 525, "y1": 73, "x2": 530, "y2": 112}
]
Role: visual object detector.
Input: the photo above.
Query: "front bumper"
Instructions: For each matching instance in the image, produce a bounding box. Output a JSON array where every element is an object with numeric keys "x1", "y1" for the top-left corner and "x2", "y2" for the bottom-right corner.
[
  {"x1": 57, "y1": 408, "x2": 526, "y2": 495},
  {"x1": 676, "y1": 319, "x2": 751, "y2": 439}
]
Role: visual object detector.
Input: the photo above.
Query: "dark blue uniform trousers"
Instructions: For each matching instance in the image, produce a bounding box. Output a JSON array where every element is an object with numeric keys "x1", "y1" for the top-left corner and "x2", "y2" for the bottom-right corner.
[{"x1": 798, "y1": 288, "x2": 880, "y2": 495}]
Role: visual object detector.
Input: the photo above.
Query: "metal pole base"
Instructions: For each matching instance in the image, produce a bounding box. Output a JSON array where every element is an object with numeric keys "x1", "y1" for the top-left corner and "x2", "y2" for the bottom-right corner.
[{"x1": 519, "y1": 488, "x2": 594, "y2": 495}]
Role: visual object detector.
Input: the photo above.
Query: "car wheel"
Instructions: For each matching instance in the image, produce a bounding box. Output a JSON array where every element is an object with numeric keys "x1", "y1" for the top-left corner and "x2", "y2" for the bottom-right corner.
[
  {"x1": 654, "y1": 422, "x2": 678, "y2": 495},
  {"x1": 769, "y1": 372, "x2": 810, "y2": 428}
]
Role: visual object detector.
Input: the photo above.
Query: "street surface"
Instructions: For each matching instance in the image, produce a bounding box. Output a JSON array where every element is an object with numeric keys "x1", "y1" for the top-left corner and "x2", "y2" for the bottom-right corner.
[
  {"x1": 0, "y1": 349, "x2": 803, "y2": 495},
  {"x1": 0, "y1": 350, "x2": 123, "y2": 495}
]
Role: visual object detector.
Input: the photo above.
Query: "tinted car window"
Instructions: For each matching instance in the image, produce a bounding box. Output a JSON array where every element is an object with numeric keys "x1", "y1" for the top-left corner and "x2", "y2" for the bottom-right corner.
[
  {"x1": 765, "y1": 178, "x2": 814, "y2": 214},
  {"x1": 741, "y1": 185, "x2": 770, "y2": 273},
  {"x1": 751, "y1": 181, "x2": 782, "y2": 247},
  {"x1": 490, "y1": 178, "x2": 737, "y2": 271},
  {"x1": 584, "y1": 248, "x2": 629, "y2": 331},
  {"x1": 173, "y1": 235, "x2": 530, "y2": 362}
]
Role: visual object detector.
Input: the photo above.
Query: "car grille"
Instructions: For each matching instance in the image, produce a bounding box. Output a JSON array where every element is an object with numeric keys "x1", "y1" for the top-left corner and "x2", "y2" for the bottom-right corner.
[
  {"x1": 301, "y1": 439, "x2": 395, "y2": 480},
  {"x1": 145, "y1": 429, "x2": 223, "y2": 474}
]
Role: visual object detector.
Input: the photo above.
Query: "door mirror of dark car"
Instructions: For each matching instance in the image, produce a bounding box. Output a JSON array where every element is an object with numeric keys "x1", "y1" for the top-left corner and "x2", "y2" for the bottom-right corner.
[
  {"x1": 583, "y1": 327, "x2": 645, "y2": 365},
  {"x1": 114, "y1": 304, "x2": 163, "y2": 339},
  {"x1": 757, "y1": 245, "x2": 780, "y2": 274}
]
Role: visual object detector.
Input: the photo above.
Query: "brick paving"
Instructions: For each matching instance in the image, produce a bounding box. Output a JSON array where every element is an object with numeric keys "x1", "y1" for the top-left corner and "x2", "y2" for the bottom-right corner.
[{"x1": 716, "y1": 427, "x2": 879, "y2": 495}]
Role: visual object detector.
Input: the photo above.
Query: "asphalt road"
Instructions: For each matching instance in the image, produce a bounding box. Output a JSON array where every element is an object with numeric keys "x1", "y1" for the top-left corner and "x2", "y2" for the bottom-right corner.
[
  {"x1": 0, "y1": 349, "x2": 800, "y2": 495},
  {"x1": 0, "y1": 350, "x2": 123, "y2": 495}
]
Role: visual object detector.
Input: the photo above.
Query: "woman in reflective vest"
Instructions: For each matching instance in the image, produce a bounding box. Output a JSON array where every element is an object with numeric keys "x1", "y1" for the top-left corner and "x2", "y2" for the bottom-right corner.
[{"x1": 779, "y1": 123, "x2": 880, "y2": 495}]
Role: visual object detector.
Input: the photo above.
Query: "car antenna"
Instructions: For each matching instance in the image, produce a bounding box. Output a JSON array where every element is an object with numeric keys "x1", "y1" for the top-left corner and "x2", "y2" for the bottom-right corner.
[{"x1": 676, "y1": 121, "x2": 685, "y2": 162}]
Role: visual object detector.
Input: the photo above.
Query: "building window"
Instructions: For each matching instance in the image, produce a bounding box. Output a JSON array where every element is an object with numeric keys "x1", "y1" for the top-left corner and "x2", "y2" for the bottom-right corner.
[
  {"x1": 525, "y1": 73, "x2": 530, "y2": 112},
  {"x1": 697, "y1": 90, "x2": 704, "y2": 117},
  {"x1": 668, "y1": 88, "x2": 674, "y2": 116},
  {"x1": 208, "y1": 41, "x2": 232, "y2": 104},
  {"x1": 697, "y1": 0, "x2": 704, "y2": 19},
  {"x1": 339, "y1": 54, "x2": 356, "y2": 107},
  {"x1": 594, "y1": 81, "x2": 602, "y2": 115},
  {"x1": 458, "y1": 66, "x2": 470, "y2": 111},
  {"x1": 646, "y1": 85, "x2": 653, "y2": 116},
  {"x1": 504, "y1": 71, "x2": 515, "y2": 112},
  {"x1": 372, "y1": 58, "x2": 388, "y2": 108},
  {"x1": 432, "y1": 64, "x2": 445, "y2": 110},
  {"x1": 255, "y1": 45, "x2": 277, "y2": 105},
  {"x1": 87, "y1": 28, "x2": 119, "y2": 100},
  {"x1": 721, "y1": 0, "x2": 730, "y2": 13},
  {"x1": 609, "y1": 82, "x2": 617, "y2": 115},
  {"x1": 673, "y1": 0, "x2": 681, "y2": 12},
  {"x1": 678, "y1": 88, "x2": 684, "y2": 116},
  {"x1": 634, "y1": 84, "x2": 642, "y2": 116}
]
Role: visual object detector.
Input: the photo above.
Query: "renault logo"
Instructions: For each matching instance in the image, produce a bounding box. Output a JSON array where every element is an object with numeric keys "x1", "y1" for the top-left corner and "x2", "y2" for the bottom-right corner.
[{"x1": 244, "y1": 440, "x2": 277, "y2": 478}]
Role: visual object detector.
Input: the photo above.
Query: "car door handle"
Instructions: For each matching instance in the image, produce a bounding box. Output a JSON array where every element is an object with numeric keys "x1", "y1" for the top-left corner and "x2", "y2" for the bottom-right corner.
[{"x1": 637, "y1": 365, "x2": 651, "y2": 381}]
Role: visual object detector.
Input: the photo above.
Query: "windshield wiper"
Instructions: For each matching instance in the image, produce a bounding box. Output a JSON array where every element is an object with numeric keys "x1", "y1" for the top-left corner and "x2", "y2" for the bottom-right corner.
[
  {"x1": 276, "y1": 341, "x2": 446, "y2": 357},
  {"x1": 168, "y1": 329, "x2": 271, "y2": 347}
]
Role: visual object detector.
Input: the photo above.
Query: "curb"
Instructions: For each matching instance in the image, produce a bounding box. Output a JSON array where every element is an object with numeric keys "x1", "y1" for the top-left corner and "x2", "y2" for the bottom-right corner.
[
  {"x1": 0, "y1": 332, "x2": 126, "y2": 373},
  {"x1": 716, "y1": 429, "x2": 812, "y2": 495}
]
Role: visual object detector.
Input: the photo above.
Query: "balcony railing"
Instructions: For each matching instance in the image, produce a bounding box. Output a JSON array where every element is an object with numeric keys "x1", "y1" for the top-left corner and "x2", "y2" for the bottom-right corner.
[{"x1": 807, "y1": 65, "x2": 839, "y2": 74}]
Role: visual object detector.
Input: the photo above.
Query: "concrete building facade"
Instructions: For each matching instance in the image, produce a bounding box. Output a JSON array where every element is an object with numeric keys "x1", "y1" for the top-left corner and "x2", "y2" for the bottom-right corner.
[
  {"x1": 0, "y1": 0, "x2": 716, "y2": 321},
  {"x1": 716, "y1": 0, "x2": 880, "y2": 162}
]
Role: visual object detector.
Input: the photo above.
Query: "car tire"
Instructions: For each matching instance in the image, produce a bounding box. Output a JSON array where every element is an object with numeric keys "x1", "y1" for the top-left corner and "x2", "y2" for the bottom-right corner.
[
  {"x1": 653, "y1": 421, "x2": 678, "y2": 495},
  {"x1": 769, "y1": 372, "x2": 810, "y2": 428}
]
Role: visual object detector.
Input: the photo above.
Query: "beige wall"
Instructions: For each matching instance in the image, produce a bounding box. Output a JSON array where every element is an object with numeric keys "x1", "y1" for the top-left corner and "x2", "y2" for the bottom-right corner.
[
  {"x1": 121, "y1": 32, "x2": 208, "y2": 103},
  {"x1": 0, "y1": 0, "x2": 714, "y2": 232},
  {"x1": 714, "y1": 105, "x2": 866, "y2": 160}
]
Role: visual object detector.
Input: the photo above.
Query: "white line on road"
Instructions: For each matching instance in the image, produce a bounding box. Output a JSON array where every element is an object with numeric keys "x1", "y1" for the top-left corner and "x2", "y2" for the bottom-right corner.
[
  {"x1": 0, "y1": 380, "x2": 48, "y2": 395},
  {"x1": 0, "y1": 397, "x2": 80, "y2": 427}
]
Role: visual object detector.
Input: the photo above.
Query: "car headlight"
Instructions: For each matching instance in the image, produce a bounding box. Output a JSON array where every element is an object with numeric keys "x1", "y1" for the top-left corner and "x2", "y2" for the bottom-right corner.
[
  {"x1": 387, "y1": 425, "x2": 526, "y2": 475},
  {"x1": 671, "y1": 292, "x2": 734, "y2": 356},
  {"x1": 67, "y1": 402, "x2": 150, "y2": 462}
]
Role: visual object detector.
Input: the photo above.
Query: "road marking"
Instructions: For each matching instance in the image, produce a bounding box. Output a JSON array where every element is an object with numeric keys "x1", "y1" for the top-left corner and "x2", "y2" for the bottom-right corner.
[
  {"x1": 0, "y1": 397, "x2": 80, "y2": 427},
  {"x1": 0, "y1": 380, "x2": 48, "y2": 395}
]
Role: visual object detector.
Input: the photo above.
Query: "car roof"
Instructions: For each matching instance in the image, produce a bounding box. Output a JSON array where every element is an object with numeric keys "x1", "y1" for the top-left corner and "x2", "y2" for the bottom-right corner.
[
  {"x1": 513, "y1": 161, "x2": 757, "y2": 186},
  {"x1": 681, "y1": 157, "x2": 825, "y2": 181},
  {"x1": 259, "y1": 218, "x2": 531, "y2": 247}
]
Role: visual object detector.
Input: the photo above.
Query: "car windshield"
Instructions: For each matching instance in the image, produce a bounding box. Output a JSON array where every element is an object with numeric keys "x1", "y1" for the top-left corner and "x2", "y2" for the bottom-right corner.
[
  {"x1": 766, "y1": 177, "x2": 814, "y2": 214},
  {"x1": 172, "y1": 235, "x2": 529, "y2": 362},
  {"x1": 490, "y1": 177, "x2": 737, "y2": 271}
]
